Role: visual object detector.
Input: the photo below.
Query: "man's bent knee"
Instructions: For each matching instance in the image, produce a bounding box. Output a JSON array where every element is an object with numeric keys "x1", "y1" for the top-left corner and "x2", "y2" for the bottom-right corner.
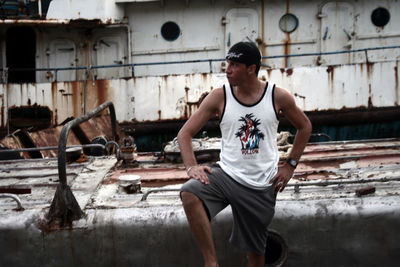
[{"x1": 181, "y1": 191, "x2": 201, "y2": 207}]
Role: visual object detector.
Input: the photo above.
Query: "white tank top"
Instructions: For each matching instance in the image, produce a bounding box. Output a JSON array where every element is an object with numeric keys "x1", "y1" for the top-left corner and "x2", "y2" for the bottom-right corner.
[{"x1": 217, "y1": 82, "x2": 279, "y2": 189}]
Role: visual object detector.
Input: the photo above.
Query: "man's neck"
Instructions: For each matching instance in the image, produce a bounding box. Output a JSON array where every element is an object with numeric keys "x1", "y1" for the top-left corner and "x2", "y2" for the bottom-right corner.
[
  {"x1": 233, "y1": 79, "x2": 265, "y2": 105},
  {"x1": 238, "y1": 78, "x2": 260, "y2": 93}
]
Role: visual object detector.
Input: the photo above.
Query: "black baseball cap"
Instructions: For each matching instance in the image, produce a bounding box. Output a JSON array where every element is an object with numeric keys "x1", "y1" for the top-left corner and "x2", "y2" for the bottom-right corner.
[{"x1": 226, "y1": 41, "x2": 261, "y2": 66}]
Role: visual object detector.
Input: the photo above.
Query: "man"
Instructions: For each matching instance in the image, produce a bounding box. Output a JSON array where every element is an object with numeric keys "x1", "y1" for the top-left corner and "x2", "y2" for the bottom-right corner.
[{"x1": 178, "y1": 42, "x2": 312, "y2": 267}]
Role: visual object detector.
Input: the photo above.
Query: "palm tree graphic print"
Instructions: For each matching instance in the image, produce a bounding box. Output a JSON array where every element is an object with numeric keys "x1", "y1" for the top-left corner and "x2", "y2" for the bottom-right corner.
[{"x1": 235, "y1": 113, "x2": 265, "y2": 155}]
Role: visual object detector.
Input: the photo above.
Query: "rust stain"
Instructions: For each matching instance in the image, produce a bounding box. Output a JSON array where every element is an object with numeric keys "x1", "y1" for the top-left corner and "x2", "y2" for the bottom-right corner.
[
  {"x1": 286, "y1": 68, "x2": 293, "y2": 76},
  {"x1": 368, "y1": 84, "x2": 373, "y2": 108},
  {"x1": 366, "y1": 62, "x2": 374, "y2": 79},
  {"x1": 185, "y1": 86, "x2": 189, "y2": 99},
  {"x1": 315, "y1": 56, "x2": 321, "y2": 66},
  {"x1": 201, "y1": 73, "x2": 208, "y2": 84},
  {"x1": 326, "y1": 66, "x2": 334, "y2": 93},
  {"x1": 282, "y1": 0, "x2": 291, "y2": 68},
  {"x1": 184, "y1": 86, "x2": 189, "y2": 118},
  {"x1": 95, "y1": 80, "x2": 109, "y2": 107},
  {"x1": 51, "y1": 82, "x2": 58, "y2": 125},
  {"x1": 71, "y1": 81, "x2": 80, "y2": 117},
  {"x1": 326, "y1": 66, "x2": 334, "y2": 81},
  {"x1": 158, "y1": 110, "x2": 162, "y2": 120},
  {"x1": 283, "y1": 37, "x2": 290, "y2": 68}
]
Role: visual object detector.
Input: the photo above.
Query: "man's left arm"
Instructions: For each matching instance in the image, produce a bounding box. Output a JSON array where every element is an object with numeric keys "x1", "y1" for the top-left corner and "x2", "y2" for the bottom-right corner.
[{"x1": 270, "y1": 87, "x2": 312, "y2": 193}]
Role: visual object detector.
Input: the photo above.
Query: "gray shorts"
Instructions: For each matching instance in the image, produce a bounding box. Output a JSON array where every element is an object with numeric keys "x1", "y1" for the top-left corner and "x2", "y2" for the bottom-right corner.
[{"x1": 180, "y1": 165, "x2": 276, "y2": 255}]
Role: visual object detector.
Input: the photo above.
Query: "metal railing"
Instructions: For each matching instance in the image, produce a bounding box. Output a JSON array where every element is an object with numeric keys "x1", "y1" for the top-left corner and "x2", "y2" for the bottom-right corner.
[{"x1": 1, "y1": 45, "x2": 399, "y2": 82}]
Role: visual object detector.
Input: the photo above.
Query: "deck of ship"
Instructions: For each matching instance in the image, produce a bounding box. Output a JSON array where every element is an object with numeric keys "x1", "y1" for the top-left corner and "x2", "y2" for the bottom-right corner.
[{"x1": 1, "y1": 137, "x2": 399, "y2": 266}]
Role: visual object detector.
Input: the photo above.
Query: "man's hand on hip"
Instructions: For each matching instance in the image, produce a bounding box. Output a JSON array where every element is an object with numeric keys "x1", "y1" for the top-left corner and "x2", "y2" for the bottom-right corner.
[
  {"x1": 270, "y1": 165, "x2": 295, "y2": 194},
  {"x1": 187, "y1": 165, "x2": 213, "y2": 185}
]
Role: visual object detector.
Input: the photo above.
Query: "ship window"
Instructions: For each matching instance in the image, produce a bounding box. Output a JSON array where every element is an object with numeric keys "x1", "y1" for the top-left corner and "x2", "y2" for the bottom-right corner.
[
  {"x1": 279, "y1": 13, "x2": 298, "y2": 33},
  {"x1": 161, "y1": 21, "x2": 180, "y2": 41},
  {"x1": 9, "y1": 106, "x2": 51, "y2": 130},
  {"x1": 371, "y1": 7, "x2": 390, "y2": 27},
  {"x1": 6, "y1": 26, "x2": 36, "y2": 83}
]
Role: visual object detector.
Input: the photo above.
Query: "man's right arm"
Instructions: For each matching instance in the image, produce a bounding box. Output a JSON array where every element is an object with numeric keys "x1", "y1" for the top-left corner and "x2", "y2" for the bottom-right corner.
[{"x1": 177, "y1": 88, "x2": 224, "y2": 184}]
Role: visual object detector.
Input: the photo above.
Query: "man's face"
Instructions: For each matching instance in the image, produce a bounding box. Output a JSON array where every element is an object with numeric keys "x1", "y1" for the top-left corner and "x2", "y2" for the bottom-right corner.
[{"x1": 225, "y1": 60, "x2": 250, "y2": 86}]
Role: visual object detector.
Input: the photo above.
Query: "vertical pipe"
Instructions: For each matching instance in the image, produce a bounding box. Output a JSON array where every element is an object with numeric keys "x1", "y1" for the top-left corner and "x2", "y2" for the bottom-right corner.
[
  {"x1": 58, "y1": 101, "x2": 117, "y2": 185},
  {"x1": 285, "y1": 0, "x2": 290, "y2": 68},
  {"x1": 83, "y1": 66, "x2": 91, "y2": 115},
  {"x1": 38, "y1": 0, "x2": 42, "y2": 17}
]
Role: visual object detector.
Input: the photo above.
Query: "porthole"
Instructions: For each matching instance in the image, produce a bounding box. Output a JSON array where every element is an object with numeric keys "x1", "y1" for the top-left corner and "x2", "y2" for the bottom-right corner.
[
  {"x1": 371, "y1": 7, "x2": 390, "y2": 27},
  {"x1": 279, "y1": 13, "x2": 298, "y2": 33},
  {"x1": 161, "y1": 21, "x2": 180, "y2": 41}
]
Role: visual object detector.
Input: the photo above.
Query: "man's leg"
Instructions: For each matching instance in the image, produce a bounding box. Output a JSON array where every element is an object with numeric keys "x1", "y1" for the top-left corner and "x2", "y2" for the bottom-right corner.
[
  {"x1": 181, "y1": 191, "x2": 219, "y2": 267},
  {"x1": 247, "y1": 251, "x2": 264, "y2": 267}
]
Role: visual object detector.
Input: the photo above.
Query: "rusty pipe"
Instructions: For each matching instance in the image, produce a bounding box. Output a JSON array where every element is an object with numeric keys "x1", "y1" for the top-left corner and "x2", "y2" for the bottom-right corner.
[
  {"x1": 0, "y1": 193, "x2": 23, "y2": 210},
  {"x1": 58, "y1": 101, "x2": 118, "y2": 186},
  {"x1": 141, "y1": 188, "x2": 181, "y2": 201}
]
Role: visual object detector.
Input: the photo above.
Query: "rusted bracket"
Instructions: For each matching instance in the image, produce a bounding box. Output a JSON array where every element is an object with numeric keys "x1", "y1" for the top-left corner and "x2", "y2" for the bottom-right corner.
[{"x1": 47, "y1": 101, "x2": 119, "y2": 225}]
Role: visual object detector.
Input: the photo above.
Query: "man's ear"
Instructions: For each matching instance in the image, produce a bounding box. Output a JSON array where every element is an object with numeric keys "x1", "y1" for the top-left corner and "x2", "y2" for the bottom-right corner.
[{"x1": 247, "y1": 64, "x2": 257, "y2": 75}]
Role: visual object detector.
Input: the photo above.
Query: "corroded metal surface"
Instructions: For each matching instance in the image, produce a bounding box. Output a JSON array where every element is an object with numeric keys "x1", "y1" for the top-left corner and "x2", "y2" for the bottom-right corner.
[
  {"x1": 0, "y1": 1, "x2": 399, "y2": 138},
  {"x1": 1, "y1": 61, "x2": 399, "y2": 128},
  {"x1": 0, "y1": 114, "x2": 122, "y2": 159}
]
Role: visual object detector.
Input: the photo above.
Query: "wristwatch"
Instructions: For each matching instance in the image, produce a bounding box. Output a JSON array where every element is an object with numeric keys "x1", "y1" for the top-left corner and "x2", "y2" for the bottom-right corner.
[{"x1": 286, "y1": 158, "x2": 298, "y2": 169}]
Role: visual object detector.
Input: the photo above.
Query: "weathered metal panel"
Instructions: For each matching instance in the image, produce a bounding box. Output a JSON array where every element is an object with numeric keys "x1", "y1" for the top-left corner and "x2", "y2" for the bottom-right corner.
[
  {"x1": 46, "y1": 0, "x2": 124, "y2": 23},
  {"x1": 48, "y1": 39, "x2": 77, "y2": 81},
  {"x1": 263, "y1": 61, "x2": 400, "y2": 112},
  {"x1": 224, "y1": 8, "x2": 259, "y2": 50},
  {"x1": 0, "y1": 59, "x2": 398, "y2": 127},
  {"x1": 262, "y1": 0, "x2": 320, "y2": 68},
  {"x1": 320, "y1": 2, "x2": 355, "y2": 65},
  {"x1": 127, "y1": 0, "x2": 230, "y2": 76}
]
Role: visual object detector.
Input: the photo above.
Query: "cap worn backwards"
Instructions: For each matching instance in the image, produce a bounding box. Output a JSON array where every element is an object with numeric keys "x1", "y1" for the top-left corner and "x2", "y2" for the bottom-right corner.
[{"x1": 226, "y1": 42, "x2": 261, "y2": 66}]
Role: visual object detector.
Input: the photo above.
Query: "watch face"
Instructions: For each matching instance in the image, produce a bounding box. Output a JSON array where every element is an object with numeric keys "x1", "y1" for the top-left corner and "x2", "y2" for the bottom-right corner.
[{"x1": 287, "y1": 158, "x2": 298, "y2": 167}]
